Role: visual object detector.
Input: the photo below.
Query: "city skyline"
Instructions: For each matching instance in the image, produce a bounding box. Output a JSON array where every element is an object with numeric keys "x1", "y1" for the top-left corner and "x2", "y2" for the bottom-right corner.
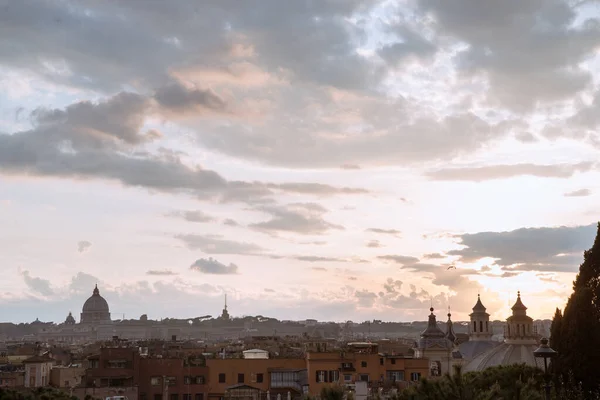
[{"x1": 2, "y1": 1, "x2": 600, "y2": 323}]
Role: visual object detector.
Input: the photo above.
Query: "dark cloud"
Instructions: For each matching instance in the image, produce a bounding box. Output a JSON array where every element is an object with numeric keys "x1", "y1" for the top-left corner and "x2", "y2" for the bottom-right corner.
[
  {"x1": 77, "y1": 241, "x2": 92, "y2": 253},
  {"x1": 264, "y1": 288, "x2": 275, "y2": 293},
  {"x1": 190, "y1": 257, "x2": 239, "y2": 275},
  {"x1": 425, "y1": 162, "x2": 595, "y2": 181},
  {"x1": 168, "y1": 210, "x2": 216, "y2": 223},
  {"x1": 146, "y1": 270, "x2": 179, "y2": 276},
  {"x1": 367, "y1": 240, "x2": 382, "y2": 248},
  {"x1": 417, "y1": 0, "x2": 600, "y2": 109},
  {"x1": 449, "y1": 223, "x2": 598, "y2": 272},
  {"x1": 564, "y1": 188, "x2": 592, "y2": 197},
  {"x1": 223, "y1": 218, "x2": 239, "y2": 227},
  {"x1": 249, "y1": 203, "x2": 344, "y2": 235},
  {"x1": 267, "y1": 182, "x2": 369, "y2": 195},
  {"x1": 176, "y1": 234, "x2": 265, "y2": 255},
  {"x1": 355, "y1": 290, "x2": 378, "y2": 307},
  {"x1": 21, "y1": 271, "x2": 54, "y2": 296},
  {"x1": 366, "y1": 228, "x2": 401, "y2": 236},
  {"x1": 153, "y1": 81, "x2": 226, "y2": 115}
]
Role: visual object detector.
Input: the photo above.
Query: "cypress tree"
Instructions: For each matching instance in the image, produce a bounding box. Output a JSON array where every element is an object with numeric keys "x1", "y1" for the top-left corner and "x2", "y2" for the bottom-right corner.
[
  {"x1": 555, "y1": 222, "x2": 600, "y2": 391},
  {"x1": 549, "y1": 307, "x2": 563, "y2": 375}
]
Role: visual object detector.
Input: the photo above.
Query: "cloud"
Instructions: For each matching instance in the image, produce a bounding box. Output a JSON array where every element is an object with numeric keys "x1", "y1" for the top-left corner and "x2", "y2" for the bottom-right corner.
[
  {"x1": 168, "y1": 210, "x2": 216, "y2": 223},
  {"x1": 564, "y1": 188, "x2": 592, "y2": 197},
  {"x1": 77, "y1": 241, "x2": 92, "y2": 253},
  {"x1": 146, "y1": 270, "x2": 179, "y2": 276},
  {"x1": 153, "y1": 81, "x2": 227, "y2": 115},
  {"x1": 425, "y1": 162, "x2": 595, "y2": 181},
  {"x1": 377, "y1": 255, "x2": 420, "y2": 265},
  {"x1": 190, "y1": 257, "x2": 239, "y2": 275},
  {"x1": 312, "y1": 267, "x2": 327, "y2": 272},
  {"x1": 223, "y1": 219, "x2": 239, "y2": 226},
  {"x1": 423, "y1": 253, "x2": 445, "y2": 259},
  {"x1": 367, "y1": 240, "x2": 382, "y2": 248},
  {"x1": 448, "y1": 223, "x2": 598, "y2": 272},
  {"x1": 417, "y1": 0, "x2": 600, "y2": 109},
  {"x1": 176, "y1": 234, "x2": 265, "y2": 255},
  {"x1": 21, "y1": 271, "x2": 54, "y2": 296},
  {"x1": 250, "y1": 203, "x2": 344, "y2": 235},
  {"x1": 293, "y1": 256, "x2": 346, "y2": 263},
  {"x1": 366, "y1": 228, "x2": 401, "y2": 236},
  {"x1": 264, "y1": 288, "x2": 275, "y2": 293}
]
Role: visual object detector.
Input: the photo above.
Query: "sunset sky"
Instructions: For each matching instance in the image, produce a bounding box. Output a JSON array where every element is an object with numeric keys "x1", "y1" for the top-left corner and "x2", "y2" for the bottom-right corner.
[{"x1": 1, "y1": 0, "x2": 600, "y2": 324}]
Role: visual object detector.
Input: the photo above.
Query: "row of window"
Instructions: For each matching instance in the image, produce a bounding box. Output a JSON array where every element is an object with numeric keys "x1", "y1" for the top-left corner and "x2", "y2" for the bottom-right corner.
[
  {"x1": 317, "y1": 370, "x2": 421, "y2": 383},
  {"x1": 151, "y1": 376, "x2": 206, "y2": 386},
  {"x1": 342, "y1": 358, "x2": 399, "y2": 369},
  {"x1": 473, "y1": 320, "x2": 490, "y2": 333},
  {"x1": 217, "y1": 373, "x2": 264, "y2": 384},
  {"x1": 140, "y1": 393, "x2": 204, "y2": 400}
]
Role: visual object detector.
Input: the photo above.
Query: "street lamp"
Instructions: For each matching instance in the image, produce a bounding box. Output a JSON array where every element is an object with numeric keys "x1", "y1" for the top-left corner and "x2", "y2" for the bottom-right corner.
[{"x1": 533, "y1": 337, "x2": 557, "y2": 400}]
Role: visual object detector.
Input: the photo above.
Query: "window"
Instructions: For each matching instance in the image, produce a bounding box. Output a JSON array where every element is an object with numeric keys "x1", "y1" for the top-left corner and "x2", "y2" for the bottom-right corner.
[
  {"x1": 237, "y1": 373, "x2": 244, "y2": 384},
  {"x1": 218, "y1": 373, "x2": 226, "y2": 383},
  {"x1": 316, "y1": 370, "x2": 326, "y2": 383},
  {"x1": 410, "y1": 373, "x2": 421, "y2": 382},
  {"x1": 485, "y1": 321, "x2": 489, "y2": 332},
  {"x1": 194, "y1": 395, "x2": 204, "y2": 400},
  {"x1": 343, "y1": 374, "x2": 352, "y2": 383},
  {"x1": 361, "y1": 361, "x2": 367, "y2": 368},
  {"x1": 479, "y1": 321, "x2": 483, "y2": 332},
  {"x1": 473, "y1": 321, "x2": 476, "y2": 332},
  {"x1": 151, "y1": 377, "x2": 161, "y2": 386},
  {"x1": 170, "y1": 395, "x2": 179, "y2": 400},
  {"x1": 386, "y1": 371, "x2": 405, "y2": 381},
  {"x1": 154, "y1": 395, "x2": 163, "y2": 400},
  {"x1": 140, "y1": 395, "x2": 147, "y2": 400},
  {"x1": 359, "y1": 374, "x2": 369, "y2": 382},
  {"x1": 256, "y1": 373, "x2": 263, "y2": 383},
  {"x1": 328, "y1": 371, "x2": 339, "y2": 383},
  {"x1": 379, "y1": 358, "x2": 383, "y2": 366},
  {"x1": 195, "y1": 376, "x2": 205, "y2": 385},
  {"x1": 183, "y1": 395, "x2": 192, "y2": 400},
  {"x1": 391, "y1": 359, "x2": 396, "y2": 365},
  {"x1": 166, "y1": 377, "x2": 177, "y2": 386},
  {"x1": 184, "y1": 376, "x2": 192, "y2": 385}
]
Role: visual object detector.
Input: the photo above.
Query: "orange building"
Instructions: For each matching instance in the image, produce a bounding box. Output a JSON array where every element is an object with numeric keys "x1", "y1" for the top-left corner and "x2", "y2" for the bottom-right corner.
[
  {"x1": 206, "y1": 358, "x2": 306, "y2": 400},
  {"x1": 305, "y1": 343, "x2": 429, "y2": 396}
]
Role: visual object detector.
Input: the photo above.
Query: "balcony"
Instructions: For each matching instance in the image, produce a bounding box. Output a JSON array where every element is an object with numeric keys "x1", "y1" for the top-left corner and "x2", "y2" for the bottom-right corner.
[{"x1": 270, "y1": 381, "x2": 302, "y2": 392}]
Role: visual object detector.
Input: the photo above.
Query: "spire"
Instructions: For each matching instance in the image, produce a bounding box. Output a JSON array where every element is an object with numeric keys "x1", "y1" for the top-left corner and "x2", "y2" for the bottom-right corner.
[
  {"x1": 472, "y1": 293, "x2": 487, "y2": 312},
  {"x1": 511, "y1": 291, "x2": 527, "y2": 312},
  {"x1": 446, "y1": 306, "x2": 457, "y2": 343},
  {"x1": 224, "y1": 293, "x2": 227, "y2": 310},
  {"x1": 421, "y1": 307, "x2": 445, "y2": 338},
  {"x1": 93, "y1": 284, "x2": 99, "y2": 296}
]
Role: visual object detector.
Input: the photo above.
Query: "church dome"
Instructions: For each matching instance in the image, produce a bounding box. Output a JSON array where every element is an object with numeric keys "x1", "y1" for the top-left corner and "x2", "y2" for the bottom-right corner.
[
  {"x1": 65, "y1": 312, "x2": 76, "y2": 325},
  {"x1": 80, "y1": 285, "x2": 111, "y2": 324}
]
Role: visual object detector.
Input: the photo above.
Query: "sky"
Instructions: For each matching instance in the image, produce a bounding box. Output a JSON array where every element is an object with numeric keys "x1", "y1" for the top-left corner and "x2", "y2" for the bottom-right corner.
[{"x1": 1, "y1": 0, "x2": 600, "y2": 324}]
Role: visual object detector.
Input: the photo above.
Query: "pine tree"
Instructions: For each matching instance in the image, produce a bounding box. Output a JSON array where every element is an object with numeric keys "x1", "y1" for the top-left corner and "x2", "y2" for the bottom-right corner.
[{"x1": 554, "y1": 223, "x2": 600, "y2": 391}]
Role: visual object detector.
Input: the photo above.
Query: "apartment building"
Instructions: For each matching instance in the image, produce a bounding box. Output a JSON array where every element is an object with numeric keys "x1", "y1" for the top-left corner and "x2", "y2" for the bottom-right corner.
[
  {"x1": 206, "y1": 357, "x2": 306, "y2": 400},
  {"x1": 138, "y1": 356, "x2": 209, "y2": 400},
  {"x1": 305, "y1": 343, "x2": 429, "y2": 396}
]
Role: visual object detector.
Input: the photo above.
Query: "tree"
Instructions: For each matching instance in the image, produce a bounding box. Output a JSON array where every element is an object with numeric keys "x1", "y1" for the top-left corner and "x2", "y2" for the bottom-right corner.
[
  {"x1": 549, "y1": 307, "x2": 563, "y2": 377},
  {"x1": 553, "y1": 222, "x2": 600, "y2": 391}
]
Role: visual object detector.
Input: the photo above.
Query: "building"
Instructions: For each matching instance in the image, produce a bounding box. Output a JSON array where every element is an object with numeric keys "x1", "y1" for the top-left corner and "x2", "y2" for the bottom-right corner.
[
  {"x1": 464, "y1": 292, "x2": 542, "y2": 372},
  {"x1": 50, "y1": 365, "x2": 85, "y2": 388},
  {"x1": 413, "y1": 308, "x2": 459, "y2": 377},
  {"x1": 81, "y1": 285, "x2": 111, "y2": 324},
  {"x1": 138, "y1": 356, "x2": 209, "y2": 400},
  {"x1": 458, "y1": 295, "x2": 499, "y2": 361},
  {"x1": 206, "y1": 357, "x2": 306, "y2": 400},
  {"x1": 23, "y1": 354, "x2": 54, "y2": 387},
  {"x1": 306, "y1": 343, "x2": 429, "y2": 396}
]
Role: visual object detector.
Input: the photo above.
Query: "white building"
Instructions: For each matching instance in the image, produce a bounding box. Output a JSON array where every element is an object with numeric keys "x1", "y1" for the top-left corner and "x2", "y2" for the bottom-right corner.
[
  {"x1": 242, "y1": 349, "x2": 269, "y2": 359},
  {"x1": 23, "y1": 354, "x2": 54, "y2": 387}
]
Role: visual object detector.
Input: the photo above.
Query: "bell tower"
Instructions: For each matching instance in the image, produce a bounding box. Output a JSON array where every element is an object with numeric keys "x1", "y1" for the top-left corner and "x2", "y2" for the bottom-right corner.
[{"x1": 469, "y1": 294, "x2": 492, "y2": 341}]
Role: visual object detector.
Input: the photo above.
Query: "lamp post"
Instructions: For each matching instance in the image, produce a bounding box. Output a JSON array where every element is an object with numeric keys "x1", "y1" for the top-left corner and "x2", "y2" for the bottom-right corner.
[{"x1": 533, "y1": 337, "x2": 557, "y2": 400}]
